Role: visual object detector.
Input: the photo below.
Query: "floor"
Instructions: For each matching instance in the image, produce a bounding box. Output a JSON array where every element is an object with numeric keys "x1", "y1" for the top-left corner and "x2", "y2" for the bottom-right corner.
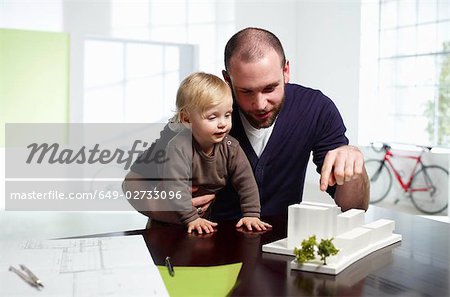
[{"x1": 374, "y1": 193, "x2": 449, "y2": 223}]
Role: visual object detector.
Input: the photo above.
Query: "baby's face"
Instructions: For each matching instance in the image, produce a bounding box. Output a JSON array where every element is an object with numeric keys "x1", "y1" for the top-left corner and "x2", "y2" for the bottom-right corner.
[{"x1": 189, "y1": 95, "x2": 233, "y2": 150}]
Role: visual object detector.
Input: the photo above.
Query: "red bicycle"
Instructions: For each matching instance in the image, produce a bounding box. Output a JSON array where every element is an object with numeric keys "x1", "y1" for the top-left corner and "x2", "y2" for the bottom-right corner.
[{"x1": 366, "y1": 143, "x2": 448, "y2": 214}]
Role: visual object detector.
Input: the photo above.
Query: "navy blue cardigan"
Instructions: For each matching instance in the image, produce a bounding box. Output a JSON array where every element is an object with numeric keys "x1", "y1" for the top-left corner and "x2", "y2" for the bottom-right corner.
[{"x1": 211, "y1": 83, "x2": 348, "y2": 219}]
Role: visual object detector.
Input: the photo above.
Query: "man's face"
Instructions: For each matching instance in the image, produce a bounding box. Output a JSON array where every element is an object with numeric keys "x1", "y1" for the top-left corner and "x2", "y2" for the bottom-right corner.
[{"x1": 224, "y1": 49, "x2": 290, "y2": 129}]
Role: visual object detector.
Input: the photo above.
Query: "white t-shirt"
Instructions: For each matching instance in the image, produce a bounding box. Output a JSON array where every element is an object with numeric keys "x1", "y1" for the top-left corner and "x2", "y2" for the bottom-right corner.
[{"x1": 239, "y1": 110, "x2": 276, "y2": 158}]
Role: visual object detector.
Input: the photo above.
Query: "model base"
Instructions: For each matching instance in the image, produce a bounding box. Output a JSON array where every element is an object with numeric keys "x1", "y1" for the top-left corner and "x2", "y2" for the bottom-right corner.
[{"x1": 262, "y1": 233, "x2": 402, "y2": 275}]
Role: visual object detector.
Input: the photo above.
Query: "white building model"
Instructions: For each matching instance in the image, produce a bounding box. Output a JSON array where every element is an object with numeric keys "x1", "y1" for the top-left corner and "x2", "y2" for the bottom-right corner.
[{"x1": 262, "y1": 201, "x2": 402, "y2": 275}]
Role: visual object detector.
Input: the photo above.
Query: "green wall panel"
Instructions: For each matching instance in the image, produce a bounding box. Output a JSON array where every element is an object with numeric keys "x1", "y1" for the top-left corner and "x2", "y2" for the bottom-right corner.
[{"x1": 0, "y1": 28, "x2": 70, "y2": 146}]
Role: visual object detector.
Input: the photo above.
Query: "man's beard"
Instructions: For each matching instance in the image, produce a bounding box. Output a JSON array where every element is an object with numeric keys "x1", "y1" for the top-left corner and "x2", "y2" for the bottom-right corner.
[{"x1": 243, "y1": 96, "x2": 284, "y2": 129}]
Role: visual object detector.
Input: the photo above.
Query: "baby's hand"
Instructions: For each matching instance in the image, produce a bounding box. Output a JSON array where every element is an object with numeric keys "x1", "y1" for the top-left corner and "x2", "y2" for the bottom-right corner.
[
  {"x1": 187, "y1": 218, "x2": 218, "y2": 234},
  {"x1": 236, "y1": 217, "x2": 272, "y2": 232}
]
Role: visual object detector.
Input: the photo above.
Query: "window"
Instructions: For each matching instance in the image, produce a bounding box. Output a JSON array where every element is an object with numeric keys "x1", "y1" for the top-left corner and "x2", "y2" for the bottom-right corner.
[
  {"x1": 82, "y1": 0, "x2": 235, "y2": 123},
  {"x1": 110, "y1": 0, "x2": 235, "y2": 74},
  {"x1": 83, "y1": 37, "x2": 197, "y2": 123},
  {"x1": 360, "y1": 0, "x2": 450, "y2": 147}
]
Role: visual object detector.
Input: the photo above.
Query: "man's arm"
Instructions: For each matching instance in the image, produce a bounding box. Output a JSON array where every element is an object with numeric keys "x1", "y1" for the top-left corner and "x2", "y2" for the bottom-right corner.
[
  {"x1": 320, "y1": 145, "x2": 370, "y2": 211},
  {"x1": 334, "y1": 168, "x2": 369, "y2": 211}
]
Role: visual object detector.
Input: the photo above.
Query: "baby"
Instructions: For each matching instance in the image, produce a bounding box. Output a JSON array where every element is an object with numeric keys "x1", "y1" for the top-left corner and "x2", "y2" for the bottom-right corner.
[{"x1": 161, "y1": 72, "x2": 271, "y2": 234}]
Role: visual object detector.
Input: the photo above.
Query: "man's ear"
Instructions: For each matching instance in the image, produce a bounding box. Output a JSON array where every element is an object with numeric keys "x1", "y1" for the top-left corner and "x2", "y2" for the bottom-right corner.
[
  {"x1": 283, "y1": 60, "x2": 290, "y2": 84},
  {"x1": 222, "y1": 70, "x2": 231, "y2": 85}
]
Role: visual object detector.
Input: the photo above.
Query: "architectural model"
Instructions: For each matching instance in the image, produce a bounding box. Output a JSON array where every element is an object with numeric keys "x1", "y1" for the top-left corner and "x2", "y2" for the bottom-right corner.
[{"x1": 262, "y1": 201, "x2": 402, "y2": 275}]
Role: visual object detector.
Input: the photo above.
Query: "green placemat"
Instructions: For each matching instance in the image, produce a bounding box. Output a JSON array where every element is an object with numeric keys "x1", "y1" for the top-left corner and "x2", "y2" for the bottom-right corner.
[{"x1": 157, "y1": 262, "x2": 242, "y2": 297}]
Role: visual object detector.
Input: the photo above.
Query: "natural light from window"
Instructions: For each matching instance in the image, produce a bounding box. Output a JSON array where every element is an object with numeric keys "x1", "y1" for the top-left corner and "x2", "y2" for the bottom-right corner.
[
  {"x1": 83, "y1": 0, "x2": 235, "y2": 123},
  {"x1": 360, "y1": 0, "x2": 450, "y2": 148}
]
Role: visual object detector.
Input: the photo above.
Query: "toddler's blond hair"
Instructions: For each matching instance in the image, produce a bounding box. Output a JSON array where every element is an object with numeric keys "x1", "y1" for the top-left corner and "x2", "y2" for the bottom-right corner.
[{"x1": 172, "y1": 72, "x2": 231, "y2": 122}]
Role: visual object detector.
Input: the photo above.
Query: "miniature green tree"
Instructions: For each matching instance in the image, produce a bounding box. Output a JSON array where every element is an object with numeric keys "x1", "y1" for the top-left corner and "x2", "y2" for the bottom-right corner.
[
  {"x1": 293, "y1": 235, "x2": 317, "y2": 264},
  {"x1": 317, "y1": 238, "x2": 339, "y2": 265},
  {"x1": 294, "y1": 235, "x2": 340, "y2": 265}
]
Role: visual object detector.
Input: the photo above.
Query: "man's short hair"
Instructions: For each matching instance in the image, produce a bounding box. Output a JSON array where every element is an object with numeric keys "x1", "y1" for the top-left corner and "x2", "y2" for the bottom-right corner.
[{"x1": 224, "y1": 27, "x2": 286, "y2": 71}]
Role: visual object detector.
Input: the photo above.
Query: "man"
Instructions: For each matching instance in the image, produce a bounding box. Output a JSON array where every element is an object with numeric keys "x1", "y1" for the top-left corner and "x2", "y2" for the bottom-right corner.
[{"x1": 124, "y1": 27, "x2": 369, "y2": 223}]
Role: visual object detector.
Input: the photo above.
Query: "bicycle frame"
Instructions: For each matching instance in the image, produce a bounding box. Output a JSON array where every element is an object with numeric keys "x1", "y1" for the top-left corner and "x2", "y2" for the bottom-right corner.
[
  {"x1": 368, "y1": 143, "x2": 447, "y2": 214},
  {"x1": 382, "y1": 149, "x2": 429, "y2": 193}
]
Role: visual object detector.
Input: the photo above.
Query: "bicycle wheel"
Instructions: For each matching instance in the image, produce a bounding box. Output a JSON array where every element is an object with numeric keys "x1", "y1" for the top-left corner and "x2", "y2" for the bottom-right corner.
[
  {"x1": 410, "y1": 165, "x2": 448, "y2": 214},
  {"x1": 365, "y1": 159, "x2": 392, "y2": 203}
]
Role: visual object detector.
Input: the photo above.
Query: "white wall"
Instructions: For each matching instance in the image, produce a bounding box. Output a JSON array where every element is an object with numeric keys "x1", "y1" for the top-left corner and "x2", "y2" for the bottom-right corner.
[
  {"x1": 294, "y1": 1, "x2": 361, "y2": 144},
  {"x1": 0, "y1": 149, "x2": 4, "y2": 210},
  {"x1": 63, "y1": 1, "x2": 112, "y2": 123},
  {"x1": 0, "y1": 0, "x2": 63, "y2": 31},
  {"x1": 234, "y1": 0, "x2": 298, "y2": 80}
]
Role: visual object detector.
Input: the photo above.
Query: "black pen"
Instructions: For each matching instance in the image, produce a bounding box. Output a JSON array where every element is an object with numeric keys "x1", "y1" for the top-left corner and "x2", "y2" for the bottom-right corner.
[{"x1": 165, "y1": 256, "x2": 175, "y2": 277}]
